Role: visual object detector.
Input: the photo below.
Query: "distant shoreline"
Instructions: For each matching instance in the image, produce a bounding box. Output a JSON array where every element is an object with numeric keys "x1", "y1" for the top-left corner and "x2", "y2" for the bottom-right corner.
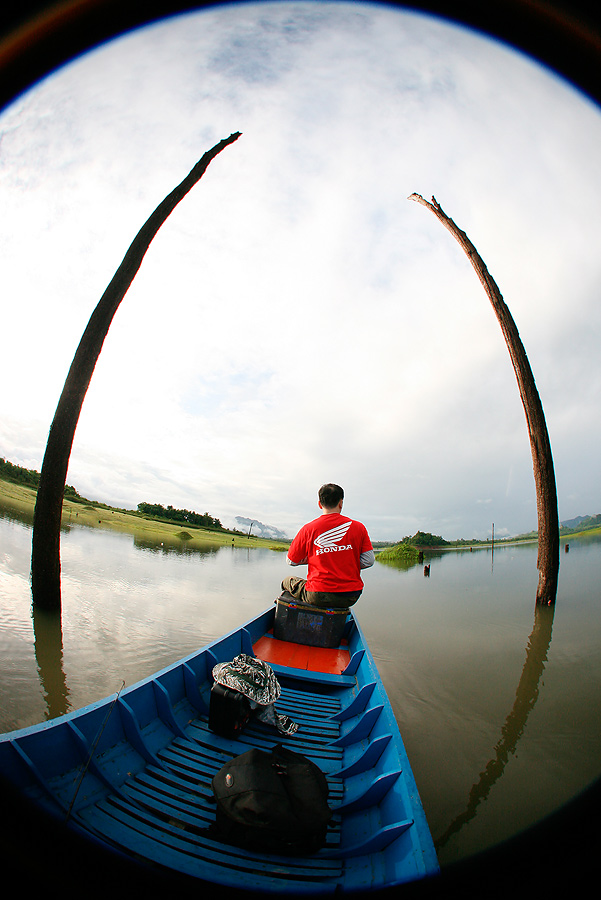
[
  {"x1": 2, "y1": 476, "x2": 598, "y2": 551},
  {"x1": 0, "y1": 478, "x2": 290, "y2": 552}
]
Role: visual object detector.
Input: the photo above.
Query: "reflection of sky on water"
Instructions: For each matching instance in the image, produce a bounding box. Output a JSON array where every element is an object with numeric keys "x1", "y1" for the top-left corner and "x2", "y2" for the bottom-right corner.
[
  {"x1": 350, "y1": 540, "x2": 601, "y2": 863},
  {"x1": 1, "y1": 510, "x2": 601, "y2": 865}
]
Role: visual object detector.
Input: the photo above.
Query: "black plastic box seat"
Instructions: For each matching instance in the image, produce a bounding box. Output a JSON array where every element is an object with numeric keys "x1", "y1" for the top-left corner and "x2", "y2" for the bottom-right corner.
[{"x1": 273, "y1": 596, "x2": 349, "y2": 648}]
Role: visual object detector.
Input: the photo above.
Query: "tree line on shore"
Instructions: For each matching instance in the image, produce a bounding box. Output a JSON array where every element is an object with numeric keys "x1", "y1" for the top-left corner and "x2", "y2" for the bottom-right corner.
[
  {"x1": 0, "y1": 456, "x2": 80, "y2": 499},
  {"x1": 136, "y1": 502, "x2": 222, "y2": 531},
  {"x1": 0, "y1": 457, "x2": 225, "y2": 531}
]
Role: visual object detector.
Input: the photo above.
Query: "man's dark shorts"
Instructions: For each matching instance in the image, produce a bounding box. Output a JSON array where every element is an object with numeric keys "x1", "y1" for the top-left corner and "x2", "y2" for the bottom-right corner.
[{"x1": 281, "y1": 575, "x2": 361, "y2": 609}]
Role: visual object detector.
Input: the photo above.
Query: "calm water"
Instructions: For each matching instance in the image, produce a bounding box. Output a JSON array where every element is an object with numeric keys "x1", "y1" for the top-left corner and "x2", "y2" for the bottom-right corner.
[{"x1": 1, "y1": 506, "x2": 601, "y2": 867}]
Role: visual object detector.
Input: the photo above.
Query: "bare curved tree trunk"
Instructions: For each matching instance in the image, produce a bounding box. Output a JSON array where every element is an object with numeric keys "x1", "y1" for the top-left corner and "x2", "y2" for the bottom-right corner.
[
  {"x1": 409, "y1": 193, "x2": 559, "y2": 605},
  {"x1": 31, "y1": 133, "x2": 242, "y2": 610}
]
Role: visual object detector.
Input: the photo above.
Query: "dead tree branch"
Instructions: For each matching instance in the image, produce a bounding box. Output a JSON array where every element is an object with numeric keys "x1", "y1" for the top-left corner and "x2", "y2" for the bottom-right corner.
[
  {"x1": 409, "y1": 193, "x2": 559, "y2": 605},
  {"x1": 31, "y1": 133, "x2": 242, "y2": 610}
]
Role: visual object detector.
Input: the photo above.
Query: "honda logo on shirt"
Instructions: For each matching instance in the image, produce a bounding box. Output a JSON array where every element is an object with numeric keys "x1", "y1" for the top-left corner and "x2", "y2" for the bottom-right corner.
[{"x1": 314, "y1": 522, "x2": 352, "y2": 555}]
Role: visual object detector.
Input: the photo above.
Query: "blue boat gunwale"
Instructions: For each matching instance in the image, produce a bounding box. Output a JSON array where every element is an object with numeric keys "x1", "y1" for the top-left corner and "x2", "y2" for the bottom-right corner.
[{"x1": 0, "y1": 605, "x2": 439, "y2": 891}]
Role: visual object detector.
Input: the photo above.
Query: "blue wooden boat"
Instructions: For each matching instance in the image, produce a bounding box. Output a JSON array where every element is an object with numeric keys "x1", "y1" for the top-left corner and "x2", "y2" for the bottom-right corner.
[{"x1": 0, "y1": 606, "x2": 438, "y2": 893}]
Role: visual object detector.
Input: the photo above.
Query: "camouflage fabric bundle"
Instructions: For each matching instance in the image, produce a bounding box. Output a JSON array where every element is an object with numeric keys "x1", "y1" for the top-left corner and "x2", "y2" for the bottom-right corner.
[
  {"x1": 212, "y1": 654, "x2": 281, "y2": 705},
  {"x1": 212, "y1": 654, "x2": 298, "y2": 735}
]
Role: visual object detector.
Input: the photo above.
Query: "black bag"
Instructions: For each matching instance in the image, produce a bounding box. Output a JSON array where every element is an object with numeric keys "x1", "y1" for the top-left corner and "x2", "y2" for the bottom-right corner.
[
  {"x1": 209, "y1": 682, "x2": 253, "y2": 738},
  {"x1": 211, "y1": 744, "x2": 332, "y2": 855}
]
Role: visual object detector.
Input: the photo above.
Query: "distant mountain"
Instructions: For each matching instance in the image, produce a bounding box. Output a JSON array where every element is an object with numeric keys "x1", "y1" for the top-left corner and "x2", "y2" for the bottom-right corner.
[
  {"x1": 560, "y1": 514, "x2": 601, "y2": 533},
  {"x1": 234, "y1": 516, "x2": 289, "y2": 541},
  {"x1": 561, "y1": 515, "x2": 587, "y2": 529}
]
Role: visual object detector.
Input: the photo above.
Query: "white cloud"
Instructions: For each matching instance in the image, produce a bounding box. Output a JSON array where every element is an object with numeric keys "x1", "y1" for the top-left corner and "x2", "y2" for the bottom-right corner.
[{"x1": 1, "y1": 2, "x2": 600, "y2": 540}]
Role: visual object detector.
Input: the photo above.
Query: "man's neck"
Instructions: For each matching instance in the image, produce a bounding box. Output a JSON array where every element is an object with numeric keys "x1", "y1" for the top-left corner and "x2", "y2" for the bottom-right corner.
[{"x1": 320, "y1": 504, "x2": 343, "y2": 515}]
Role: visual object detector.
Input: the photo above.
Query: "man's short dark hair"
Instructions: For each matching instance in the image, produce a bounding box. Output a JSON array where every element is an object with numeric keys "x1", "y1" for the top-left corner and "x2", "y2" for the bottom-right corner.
[{"x1": 319, "y1": 483, "x2": 344, "y2": 508}]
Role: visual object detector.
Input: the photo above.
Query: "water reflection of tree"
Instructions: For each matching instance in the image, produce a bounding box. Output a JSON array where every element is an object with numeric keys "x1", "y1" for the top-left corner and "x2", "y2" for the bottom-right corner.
[
  {"x1": 31, "y1": 606, "x2": 70, "y2": 721},
  {"x1": 132, "y1": 534, "x2": 220, "y2": 557},
  {"x1": 0, "y1": 503, "x2": 34, "y2": 528},
  {"x1": 435, "y1": 602, "x2": 555, "y2": 850},
  {"x1": 376, "y1": 557, "x2": 421, "y2": 573}
]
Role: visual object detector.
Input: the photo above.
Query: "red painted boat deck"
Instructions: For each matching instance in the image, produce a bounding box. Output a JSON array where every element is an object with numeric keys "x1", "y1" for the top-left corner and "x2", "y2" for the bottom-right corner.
[{"x1": 253, "y1": 630, "x2": 351, "y2": 675}]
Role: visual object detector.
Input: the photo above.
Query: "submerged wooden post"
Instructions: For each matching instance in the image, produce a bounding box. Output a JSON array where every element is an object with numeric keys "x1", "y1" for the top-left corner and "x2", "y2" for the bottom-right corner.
[
  {"x1": 409, "y1": 194, "x2": 559, "y2": 605},
  {"x1": 31, "y1": 133, "x2": 242, "y2": 610}
]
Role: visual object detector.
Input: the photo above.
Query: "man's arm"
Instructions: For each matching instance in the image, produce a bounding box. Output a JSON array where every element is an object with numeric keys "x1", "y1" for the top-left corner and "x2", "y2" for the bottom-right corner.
[
  {"x1": 360, "y1": 549, "x2": 375, "y2": 569},
  {"x1": 287, "y1": 555, "x2": 307, "y2": 566},
  {"x1": 286, "y1": 528, "x2": 307, "y2": 566}
]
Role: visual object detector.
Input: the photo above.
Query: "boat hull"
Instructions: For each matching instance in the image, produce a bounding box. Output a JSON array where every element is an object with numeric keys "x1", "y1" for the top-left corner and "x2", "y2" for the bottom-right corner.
[{"x1": 0, "y1": 606, "x2": 438, "y2": 892}]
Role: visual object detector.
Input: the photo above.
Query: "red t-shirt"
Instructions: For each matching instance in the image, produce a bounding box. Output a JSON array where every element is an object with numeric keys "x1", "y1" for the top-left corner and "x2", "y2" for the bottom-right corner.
[{"x1": 287, "y1": 513, "x2": 373, "y2": 592}]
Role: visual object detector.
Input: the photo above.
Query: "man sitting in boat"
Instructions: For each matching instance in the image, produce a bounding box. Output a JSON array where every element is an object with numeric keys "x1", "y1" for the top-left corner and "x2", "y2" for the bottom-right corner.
[{"x1": 281, "y1": 483, "x2": 374, "y2": 608}]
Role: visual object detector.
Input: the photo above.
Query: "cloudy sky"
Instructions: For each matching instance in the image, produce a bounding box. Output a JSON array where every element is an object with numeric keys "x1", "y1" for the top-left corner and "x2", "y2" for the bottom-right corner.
[{"x1": 1, "y1": 1, "x2": 600, "y2": 541}]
